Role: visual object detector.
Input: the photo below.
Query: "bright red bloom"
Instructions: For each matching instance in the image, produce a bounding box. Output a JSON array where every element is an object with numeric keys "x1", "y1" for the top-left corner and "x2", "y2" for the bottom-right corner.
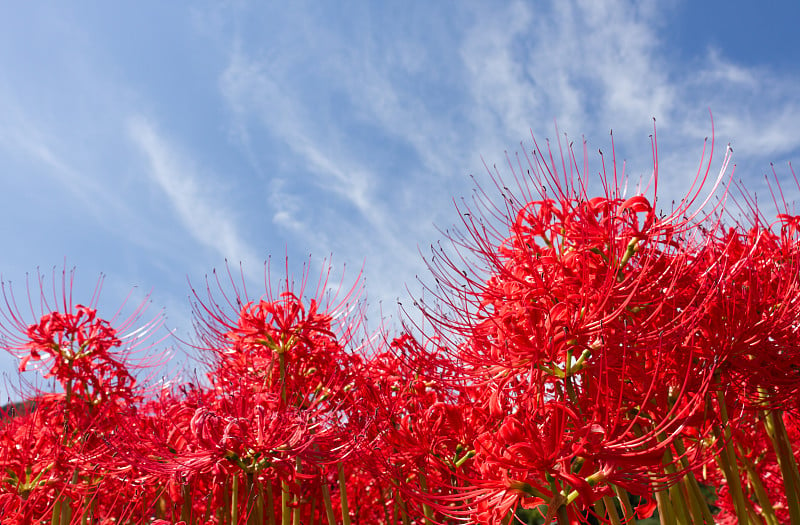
[
  {"x1": 191, "y1": 260, "x2": 367, "y2": 445},
  {"x1": 3, "y1": 124, "x2": 800, "y2": 524},
  {"x1": 689, "y1": 217, "x2": 800, "y2": 411},
  {"x1": 0, "y1": 266, "x2": 167, "y2": 521},
  {"x1": 0, "y1": 266, "x2": 165, "y2": 408},
  {"x1": 410, "y1": 125, "x2": 730, "y2": 522},
  {"x1": 21, "y1": 305, "x2": 134, "y2": 405},
  {"x1": 355, "y1": 332, "x2": 483, "y2": 522},
  {"x1": 115, "y1": 259, "x2": 372, "y2": 523}
]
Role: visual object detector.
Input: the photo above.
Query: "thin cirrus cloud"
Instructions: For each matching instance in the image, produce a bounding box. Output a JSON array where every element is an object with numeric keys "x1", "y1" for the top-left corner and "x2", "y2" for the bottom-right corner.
[
  {"x1": 127, "y1": 116, "x2": 260, "y2": 277},
  {"x1": 219, "y1": 49, "x2": 386, "y2": 232},
  {"x1": 217, "y1": 44, "x2": 431, "y2": 303}
]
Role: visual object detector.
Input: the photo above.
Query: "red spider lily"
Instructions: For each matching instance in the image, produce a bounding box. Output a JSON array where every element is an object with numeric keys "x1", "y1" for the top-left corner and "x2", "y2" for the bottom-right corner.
[
  {"x1": 352, "y1": 332, "x2": 487, "y2": 524},
  {"x1": 687, "y1": 218, "x2": 800, "y2": 412},
  {"x1": 189, "y1": 257, "x2": 364, "y2": 360},
  {"x1": 166, "y1": 387, "x2": 327, "y2": 480},
  {"x1": 90, "y1": 382, "x2": 286, "y2": 522},
  {"x1": 407, "y1": 124, "x2": 732, "y2": 522},
  {"x1": 21, "y1": 305, "x2": 134, "y2": 407},
  {"x1": 688, "y1": 407, "x2": 800, "y2": 525},
  {"x1": 0, "y1": 266, "x2": 166, "y2": 408},
  {"x1": 0, "y1": 392, "x2": 160, "y2": 521},
  {"x1": 189, "y1": 260, "x2": 367, "y2": 431},
  {"x1": 696, "y1": 163, "x2": 800, "y2": 412},
  {"x1": 136, "y1": 386, "x2": 328, "y2": 522},
  {"x1": 110, "y1": 259, "x2": 373, "y2": 523},
  {"x1": 0, "y1": 266, "x2": 168, "y2": 522},
  {"x1": 3, "y1": 123, "x2": 800, "y2": 524},
  {"x1": 724, "y1": 419, "x2": 786, "y2": 524},
  {"x1": 210, "y1": 295, "x2": 364, "y2": 418},
  {"x1": 0, "y1": 395, "x2": 64, "y2": 521},
  {"x1": 188, "y1": 259, "x2": 368, "y2": 456}
]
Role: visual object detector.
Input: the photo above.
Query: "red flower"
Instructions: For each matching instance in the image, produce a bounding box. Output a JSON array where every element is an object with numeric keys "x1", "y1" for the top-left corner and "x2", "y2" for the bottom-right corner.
[
  {"x1": 0, "y1": 266, "x2": 165, "y2": 409},
  {"x1": 118, "y1": 259, "x2": 372, "y2": 523},
  {"x1": 410, "y1": 125, "x2": 729, "y2": 522},
  {"x1": 0, "y1": 266, "x2": 168, "y2": 521}
]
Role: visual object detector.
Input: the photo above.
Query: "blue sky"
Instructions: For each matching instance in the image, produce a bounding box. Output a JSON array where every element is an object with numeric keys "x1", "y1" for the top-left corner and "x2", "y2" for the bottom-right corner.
[{"x1": 2, "y1": 1, "x2": 800, "y2": 397}]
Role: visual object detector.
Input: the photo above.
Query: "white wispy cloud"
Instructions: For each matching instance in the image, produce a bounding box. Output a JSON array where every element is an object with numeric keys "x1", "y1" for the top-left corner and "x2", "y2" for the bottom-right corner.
[
  {"x1": 458, "y1": 1, "x2": 800, "y2": 198},
  {"x1": 219, "y1": 50, "x2": 379, "y2": 222},
  {"x1": 0, "y1": 95, "x2": 115, "y2": 216},
  {"x1": 127, "y1": 116, "x2": 260, "y2": 272},
  {"x1": 459, "y1": 0, "x2": 674, "y2": 149},
  {"x1": 218, "y1": 44, "x2": 425, "y2": 283}
]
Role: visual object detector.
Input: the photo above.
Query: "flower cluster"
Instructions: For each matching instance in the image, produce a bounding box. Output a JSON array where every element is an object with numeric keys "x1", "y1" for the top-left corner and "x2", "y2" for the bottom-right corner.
[{"x1": 3, "y1": 125, "x2": 800, "y2": 524}]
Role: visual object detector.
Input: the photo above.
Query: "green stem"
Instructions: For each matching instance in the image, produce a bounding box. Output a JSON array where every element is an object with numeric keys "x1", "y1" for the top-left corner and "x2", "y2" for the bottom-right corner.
[
  {"x1": 592, "y1": 497, "x2": 624, "y2": 525},
  {"x1": 279, "y1": 353, "x2": 287, "y2": 405},
  {"x1": 377, "y1": 486, "x2": 391, "y2": 525},
  {"x1": 592, "y1": 500, "x2": 606, "y2": 523},
  {"x1": 181, "y1": 482, "x2": 192, "y2": 524},
  {"x1": 292, "y1": 459, "x2": 302, "y2": 525},
  {"x1": 714, "y1": 389, "x2": 752, "y2": 524},
  {"x1": 256, "y1": 486, "x2": 265, "y2": 525},
  {"x1": 61, "y1": 469, "x2": 80, "y2": 525},
  {"x1": 660, "y1": 447, "x2": 690, "y2": 525},
  {"x1": 281, "y1": 479, "x2": 291, "y2": 525},
  {"x1": 244, "y1": 475, "x2": 253, "y2": 525},
  {"x1": 603, "y1": 496, "x2": 624, "y2": 525},
  {"x1": 563, "y1": 349, "x2": 579, "y2": 406},
  {"x1": 308, "y1": 495, "x2": 317, "y2": 525},
  {"x1": 232, "y1": 474, "x2": 240, "y2": 525},
  {"x1": 764, "y1": 409, "x2": 800, "y2": 524},
  {"x1": 678, "y1": 473, "x2": 712, "y2": 524},
  {"x1": 266, "y1": 483, "x2": 275, "y2": 525},
  {"x1": 667, "y1": 483, "x2": 690, "y2": 525},
  {"x1": 611, "y1": 484, "x2": 634, "y2": 521},
  {"x1": 672, "y1": 438, "x2": 715, "y2": 524},
  {"x1": 63, "y1": 378, "x2": 73, "y2": 440},
  {"x1": 654, "y1": 487, "x2": 677, "y2": 525},
  {"x1": 221, "y1": 480, "x2": 230, "y2": 525},
  {"x1": 51, "y1": 379, "x2": 74, "y2": 525},
  {"x1": 396, "y1": 489, "x2": 411, "y2": 525},
  {"x1": 417, "y1": 470, "x2": 434, "y2": 524},
  {"x1": 391, "y1": 493, "x2": 400, "y2": 525},
  {"x1": 60, "y1": 499, "x2": 72, "y2": 525},
  {"x1": 776, "y1": 414, "x2": 800, "y2": 496},
  {"x1": 279, "y1": 353, "x2": 290, "y2": 525},
  {"x1": 739, "y1": 450, "x2": 780, "y2": 525},
  {"x1": 556, "y1": 503, "x2": 570, "y2": 525},
  {"x1": 320, "y1": 477, "x2": 337, "y2": 525},
  {"x1": 337, "y1": 462, "x2": 352, "y2": 525},
  {"x1": 618, "y1": 237, "x2": 640, "y2": 269},
  {"x1": 51, "y1": 499, "x2": 61, "y2": 525}
]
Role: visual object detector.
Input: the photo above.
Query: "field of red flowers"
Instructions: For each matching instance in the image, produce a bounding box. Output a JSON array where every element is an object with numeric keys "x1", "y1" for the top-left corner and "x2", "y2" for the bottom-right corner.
[{"x1": 3, "y1": 125, "x2": 800, "y2": 524}]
